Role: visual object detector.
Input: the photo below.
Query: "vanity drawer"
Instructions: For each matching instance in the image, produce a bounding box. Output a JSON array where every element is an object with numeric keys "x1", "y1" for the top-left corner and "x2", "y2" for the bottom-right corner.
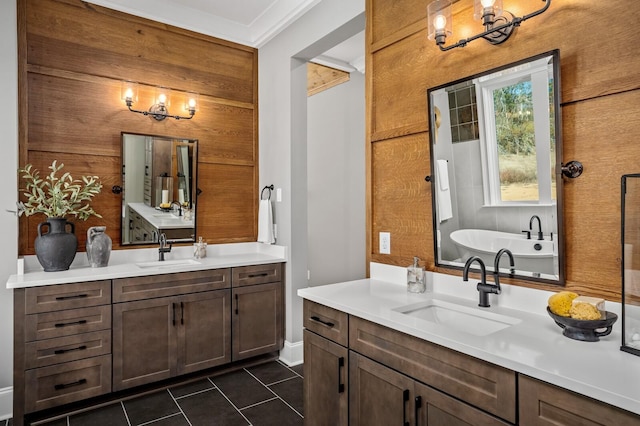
[
  {"x1": 25, "y1": 305, "x2": 111, "y2": 342},
  {"x1": 25, "y1": 330, "x2": 111, "y2": 369},
  {"x1": 349, "y1": 316, "x2": 516, "y2": 423},
  {"x1": 24, "y1": 354, "x2": 111, "y2": 413},
  {"x1": 113, "y1": 269, "x2": 230, "y2": 302},
  {"x1": 232, "y1": 263, "x2": 282, "y2": 287},
  {"x1": 25, "y1": 280, "x2": 111, "y2": 314},
  {"x1": 303, "y1": 300, "x2": 349, "y2": 347}
]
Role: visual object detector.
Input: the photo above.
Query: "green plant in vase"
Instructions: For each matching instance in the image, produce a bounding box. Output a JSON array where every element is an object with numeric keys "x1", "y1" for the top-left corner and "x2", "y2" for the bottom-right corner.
[{"x1": 19, "y1": 160, "x2": 103, "y2": 271}]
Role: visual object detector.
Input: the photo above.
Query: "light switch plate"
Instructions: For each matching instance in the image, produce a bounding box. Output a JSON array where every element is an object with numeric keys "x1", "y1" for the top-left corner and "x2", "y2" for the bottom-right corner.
[{"x1": 379, "y1": 232, "x2": 391, "y2": 254}]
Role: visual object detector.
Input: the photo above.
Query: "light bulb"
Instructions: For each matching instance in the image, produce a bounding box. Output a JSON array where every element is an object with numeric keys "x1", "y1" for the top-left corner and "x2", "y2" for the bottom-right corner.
[
  {"x1": 124, "y1": 88, "x2": 133, "y2": 101},
  {"x1": 158, "y1": 93, "x2": 167, "y2": 105},
  {"x1": 187, "y1": 98, "x2": 197, "y2": 108},
  {"x1": 481, "y1": 0, "x2": 495, "y2": 7},
  {"x1": 433, "y1": 14, "x2": 447, "y2": 31}
]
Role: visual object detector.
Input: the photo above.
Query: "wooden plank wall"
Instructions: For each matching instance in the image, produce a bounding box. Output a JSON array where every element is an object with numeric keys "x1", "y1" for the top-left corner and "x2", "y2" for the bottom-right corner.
[
  {"x1": 366, "y1": 0, "x2": 640, "y2": 300},
  {"x1": 18, "y1": 0, "x2": 259, "y2": 254}
]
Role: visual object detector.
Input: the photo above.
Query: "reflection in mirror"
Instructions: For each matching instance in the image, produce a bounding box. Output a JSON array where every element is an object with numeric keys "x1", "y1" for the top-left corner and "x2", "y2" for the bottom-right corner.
[
  {"x1": 428, "y1": 50, "x2": 564, "y2": 284},
  {"x1": 121, "y1": 133, "x2": 198, "y2": 245}
]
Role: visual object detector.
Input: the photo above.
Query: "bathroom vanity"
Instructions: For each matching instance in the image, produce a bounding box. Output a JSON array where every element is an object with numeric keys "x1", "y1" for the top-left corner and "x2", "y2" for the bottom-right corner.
[
  {"x1": 299, "y1": 268, "x2": 640, "y2": 425},
  {"x1": 7, "y1": 244, "x2": 286, "y2": 426}
]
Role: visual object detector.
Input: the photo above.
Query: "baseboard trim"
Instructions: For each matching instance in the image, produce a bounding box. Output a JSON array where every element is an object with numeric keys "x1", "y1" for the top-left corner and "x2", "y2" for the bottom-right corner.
[
  {"x1": 0, "y1": 386, "x2": 12, "y2": 421},
  {"x1": 279, "y1": 340, "x2": 303, "y2": 366}
]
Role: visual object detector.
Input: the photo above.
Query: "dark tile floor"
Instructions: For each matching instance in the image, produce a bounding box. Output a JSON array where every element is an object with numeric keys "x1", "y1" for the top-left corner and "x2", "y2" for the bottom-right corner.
[{"x1": 13, "y1": 361, "x2": 303, "y2": 426}]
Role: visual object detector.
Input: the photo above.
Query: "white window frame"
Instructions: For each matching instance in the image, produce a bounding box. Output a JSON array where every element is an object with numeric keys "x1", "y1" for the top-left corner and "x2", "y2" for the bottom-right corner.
[{"x1": 475, "y1": 58, "x2": 554, "y2": 206}]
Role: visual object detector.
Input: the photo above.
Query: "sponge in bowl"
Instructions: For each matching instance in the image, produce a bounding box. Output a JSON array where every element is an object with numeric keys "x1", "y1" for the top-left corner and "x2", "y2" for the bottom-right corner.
[{"x1": 548, "y1": 291, "x2": 579, "y2": 317}]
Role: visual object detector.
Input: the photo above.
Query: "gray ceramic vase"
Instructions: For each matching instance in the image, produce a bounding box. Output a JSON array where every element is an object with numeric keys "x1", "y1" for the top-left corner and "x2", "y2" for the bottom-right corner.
[
  {"x1": 86, "y1": 226, "x2": 112, "y2": 268},
  {"x1": 35, "y1": 217, "x2": 78, "y2": 272}
]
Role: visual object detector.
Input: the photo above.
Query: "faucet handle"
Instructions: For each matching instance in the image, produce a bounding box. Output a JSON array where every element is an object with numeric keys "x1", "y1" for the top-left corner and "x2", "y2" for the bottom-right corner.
[{"x1": 521, "y1": 230, "x2": 531, "y2": 239}]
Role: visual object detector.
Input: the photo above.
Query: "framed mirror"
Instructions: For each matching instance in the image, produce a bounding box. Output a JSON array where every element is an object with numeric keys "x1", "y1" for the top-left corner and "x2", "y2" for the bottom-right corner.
[
  {"x1": 121, "y1": 133, "x2": 198, "y2": 245},
  {"x1": 427, "y1": 50, "x2": 564, "y2": 284}
]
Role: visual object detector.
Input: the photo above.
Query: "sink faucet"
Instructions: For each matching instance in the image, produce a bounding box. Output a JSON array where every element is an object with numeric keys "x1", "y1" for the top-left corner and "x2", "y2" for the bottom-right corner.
[
  {"x1": 170, "y1": 201, "x2": 183, "y2": 216},
  {"x1": 158, "y1": 232, "x2": 172, "y2": 261},
  {"x1": 463, "y1": 256, "x2": 500, "y2": 308},
  {"x1": 529, "y1": 215, "x2": 543, "y2": 240},
  {"x1": 493, "y1": 248, "x2": 515, "y2": 292}
]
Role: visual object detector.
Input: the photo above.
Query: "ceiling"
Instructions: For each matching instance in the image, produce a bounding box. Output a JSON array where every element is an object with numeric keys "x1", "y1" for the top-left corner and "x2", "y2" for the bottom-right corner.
[{"x1": 86, "y1": 0, "x2": 364, "y2": 72}]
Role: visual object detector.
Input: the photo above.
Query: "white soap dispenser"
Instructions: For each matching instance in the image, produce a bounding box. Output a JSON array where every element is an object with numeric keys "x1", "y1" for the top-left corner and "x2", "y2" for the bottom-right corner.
[{"x1": 407, "y1": 256, "x2": 426, "y2": 293}]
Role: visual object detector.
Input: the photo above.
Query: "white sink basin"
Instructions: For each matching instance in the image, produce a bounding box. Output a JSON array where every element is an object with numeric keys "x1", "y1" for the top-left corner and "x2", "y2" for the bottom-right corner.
[
  {"x1": 151, "y1": 213, "x2": 180, "y2": 219},
  {"x1": 393, "y1": 299, "x2": 521, "y2": 336},
  {"x1": 136, "y1": 259, "x2": 201, "y2": 269}
]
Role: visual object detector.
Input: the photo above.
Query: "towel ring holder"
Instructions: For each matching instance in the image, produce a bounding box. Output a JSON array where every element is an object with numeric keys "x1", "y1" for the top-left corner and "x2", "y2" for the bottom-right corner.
[{"x1": 261, "y1": 184, "x2": 274, "y2": 200}]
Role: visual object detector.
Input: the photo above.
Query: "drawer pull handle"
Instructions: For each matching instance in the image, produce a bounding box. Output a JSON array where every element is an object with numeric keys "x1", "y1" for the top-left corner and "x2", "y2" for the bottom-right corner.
[
  {"x1": 54, "y1": 319, "x2": 87, "y2": 328},
  {"x1": 54, "y1": 345, "x2": 87, "y2": 355},
  {"x1": 337, "y1": 356, "x2": 345, "y2": 393},
  {"x1": 403, "y1": 389, "x2": 410, "y2": 426},
  {"x1": 55, "y1": 294, "x2": 89, "y2": 301},
  {"x1": 414, "y1": 395, "x2": 422, "y2": 426},
  {"x1": 310, "y1": 316, "x2": 334, "y2": 328},
  {"x1": 180, "y1": 301, "x2": 184, "y2": 325},
  {"x1": 235, "y1": 294, "x2": 239, "y2": 315},
  {"x1": 248, "y1": 273, "x2": 269, "y2": 278},
  {"x1": 54, "y1": 378, "x2": 87, "y2": 390}
]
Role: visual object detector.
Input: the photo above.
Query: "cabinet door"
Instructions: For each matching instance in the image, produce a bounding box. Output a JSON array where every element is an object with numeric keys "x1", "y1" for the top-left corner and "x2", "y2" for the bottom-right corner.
[
  {"x1": 176, "y1": 290, "x2": 231, "y2": 375},
  {"x1": 519, "y1": 375, "x2": 640, "y2": 426},
  {"x1": 349, "y1": 351, "x2": 415, "y2": 426},
  {"x1": 303, "y1": 330, "x2": 348, "y2": 426},
  {"x1": 232, "y1": 282, "x2": 283, "y2": 360},
  {"x1": 112, "y1": 297, "x2": 176, "y2": 391},
  {"x1": 414, "y1": 381, "x2": 510, "y2": 426}
]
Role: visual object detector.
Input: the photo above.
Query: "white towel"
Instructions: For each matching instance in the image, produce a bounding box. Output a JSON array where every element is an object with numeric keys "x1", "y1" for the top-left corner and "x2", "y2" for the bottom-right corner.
[
  {"x1": 257, "y1": 199, "x2": 275, "y2": 244},
  {"x1": 436, "y1": 160, "x2": 453, "y2": 223}
]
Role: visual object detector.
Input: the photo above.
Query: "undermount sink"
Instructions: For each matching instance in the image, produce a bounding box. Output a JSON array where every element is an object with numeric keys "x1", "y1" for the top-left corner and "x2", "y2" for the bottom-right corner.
[
  {"x1": 393, "y1": 299, "x2": 521, "y2": 336},
  {"x1": 136, "y1": 259, "x2": 201, "y2": 269}
]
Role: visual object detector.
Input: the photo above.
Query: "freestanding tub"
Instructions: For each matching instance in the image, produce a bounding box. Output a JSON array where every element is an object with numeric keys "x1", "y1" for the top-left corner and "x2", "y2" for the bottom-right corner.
[{"x1": 450, "y1": 229, "x2": 557, "y2": 275}]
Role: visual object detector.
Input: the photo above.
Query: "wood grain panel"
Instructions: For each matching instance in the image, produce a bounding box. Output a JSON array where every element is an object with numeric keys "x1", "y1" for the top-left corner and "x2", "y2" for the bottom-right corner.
[
  {"x1": 370, "y1": 133, "x2": 432, "y2": 266},
  {"x1": 371, "y1": 32, "x2": 429, "y2": 136},
  {"x1": 196, "y1": 163, "x2": 256, "y2": 242},
  {"x1": 26, "y1": 0, "x2": 254, "y2": 103},
  {"x1": 367, "y1": 0, "x2": 640, "y2": 299},
  {"x1": 19, "y1": 0, "x2": 259, "y2": 255},
  {"x1": 307, "y1": 63, "x2": 350, "y2": 97}
]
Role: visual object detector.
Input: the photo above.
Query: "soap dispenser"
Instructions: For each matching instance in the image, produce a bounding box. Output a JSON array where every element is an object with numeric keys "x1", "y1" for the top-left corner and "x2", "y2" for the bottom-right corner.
[
  {"x1": 193, "y1": 236, "x2": 207, "y2": 259},
  {"x1": 407, "y1": 256, "x2": 426, "y2": 293}
]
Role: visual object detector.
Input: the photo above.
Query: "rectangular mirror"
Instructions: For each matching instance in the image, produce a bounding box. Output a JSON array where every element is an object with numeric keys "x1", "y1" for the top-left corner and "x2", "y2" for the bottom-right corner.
[
  {"x1": 427, "y1": 50, "x2": 564, "y2": 284},
  {"x1": 121, "y1": 133, "x2": 198, "y2": 245}
]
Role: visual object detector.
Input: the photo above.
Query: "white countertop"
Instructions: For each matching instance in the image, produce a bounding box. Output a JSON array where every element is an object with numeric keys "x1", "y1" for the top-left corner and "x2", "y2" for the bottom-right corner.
[
  {"x1": 297, "y1": 263, "x2": 640, "y2": 416},
  {"x1": 7, "y1": 243, "x2": 286, "y2": 289},
  {"x1": 129, "y1": 202, "x2": 194, "y2": 230}
]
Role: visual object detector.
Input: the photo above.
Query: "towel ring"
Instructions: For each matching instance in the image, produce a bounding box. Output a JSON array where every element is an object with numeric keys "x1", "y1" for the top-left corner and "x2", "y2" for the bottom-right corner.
[{"x1": 261, "y1": 184, "x2": 274, "y2": 200}]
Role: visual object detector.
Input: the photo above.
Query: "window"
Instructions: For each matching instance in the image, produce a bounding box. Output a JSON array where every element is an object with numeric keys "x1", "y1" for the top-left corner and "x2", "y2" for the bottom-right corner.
[{"x1": 477, "y1": 59, "x2": 555, "y2": 205}]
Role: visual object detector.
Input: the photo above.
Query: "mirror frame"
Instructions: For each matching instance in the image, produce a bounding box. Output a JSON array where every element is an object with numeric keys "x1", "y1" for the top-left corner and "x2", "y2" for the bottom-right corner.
[
  {"x1": 427, "y1": 49, "x2": 565, "y2": 285},
  {"x1": 120, "y1": 132, "x2": 198, "y2": 246}
]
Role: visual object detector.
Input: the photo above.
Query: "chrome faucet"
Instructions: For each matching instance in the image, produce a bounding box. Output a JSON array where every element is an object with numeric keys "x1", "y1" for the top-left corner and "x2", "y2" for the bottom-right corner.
[
  {"x1": 158, "y1": 233, "x2": 172, "y2": 261},
  {"x1": 493, "y1": 248, "x2": 515, "y2": 292},
  {"x1": 463, "y1": 256, "x2": 500, "y2": 308},
  {"x1": 529, "y1": 215, "x2": 544, "y2": 240}
]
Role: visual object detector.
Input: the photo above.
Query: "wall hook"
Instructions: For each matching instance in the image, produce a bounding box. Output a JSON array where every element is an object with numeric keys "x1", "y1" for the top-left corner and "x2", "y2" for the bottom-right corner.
[{"x1": 561, "y1": 161, "x2": 583, "y2": 179}]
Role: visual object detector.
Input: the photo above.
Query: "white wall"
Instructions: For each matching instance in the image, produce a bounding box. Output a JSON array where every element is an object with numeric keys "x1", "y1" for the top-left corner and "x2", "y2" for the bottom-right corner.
[
  {"x1": 307, "y1": 72, "x2": 366, "y2": 287},
  {"x1": 259, "y1": 0, "x2": 365, "y2": 346},
  {"x1": 0, "y1": 0, "x2": 19, "y2": 419}
]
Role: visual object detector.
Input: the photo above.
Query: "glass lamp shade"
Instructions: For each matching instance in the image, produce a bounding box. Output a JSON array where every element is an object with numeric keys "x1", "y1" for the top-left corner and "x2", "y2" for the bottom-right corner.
[
  {"x1": 474, "y1": 0, "x2": 503, "y2": 21},
  {"x1": 154, "y1": 87, "x2": 171, "y2": 107},
  {"x1": 184, "y1": 92, "x2": 199, "y2": 113},
  {"x1": 121, "y1": 81, "x2": 138, "y2": 103},
  {"x1": 427, "y1": 0, "x2": 453, "y2": 42}
]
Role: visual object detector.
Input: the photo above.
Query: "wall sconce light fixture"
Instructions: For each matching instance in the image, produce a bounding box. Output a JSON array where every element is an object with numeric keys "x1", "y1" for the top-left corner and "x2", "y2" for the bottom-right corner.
[
  {"x1": 427, "y1": 0, "x2": 551, "y2": 51},
  {"x1": 121, "y1": 81, "x2": 198, "y2": 121}
]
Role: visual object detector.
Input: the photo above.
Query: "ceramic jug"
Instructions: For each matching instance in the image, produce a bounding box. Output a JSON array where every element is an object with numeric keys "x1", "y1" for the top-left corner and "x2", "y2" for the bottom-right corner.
[{"x1": 86, "y1": 226, "x2": 112, "y2": 268}]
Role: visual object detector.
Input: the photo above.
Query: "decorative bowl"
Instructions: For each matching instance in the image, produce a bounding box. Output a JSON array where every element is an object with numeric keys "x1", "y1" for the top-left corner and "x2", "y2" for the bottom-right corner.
[{"x1": 546, "y1": 307, "x2": 618, "y2": 342}]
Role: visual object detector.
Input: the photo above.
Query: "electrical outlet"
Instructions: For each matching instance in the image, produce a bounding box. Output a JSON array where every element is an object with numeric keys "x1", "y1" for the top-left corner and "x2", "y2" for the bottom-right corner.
[{"x1": 379, "y1": 232, "x2": 391, "y2": 254}]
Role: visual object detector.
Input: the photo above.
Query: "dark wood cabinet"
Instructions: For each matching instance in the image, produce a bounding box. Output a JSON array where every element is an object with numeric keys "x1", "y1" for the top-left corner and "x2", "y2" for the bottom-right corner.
[
  {"x1": 232, "y1": 281, "x2": 283, "y2": 360},
  {"x1": 112, "y1": 289, "x2": 231, "y2": 391},
  {"x1": 303, "y1": 329, "x2": 348, "y2": 426},
  {"x1": 519, "y1": 375, "x2": 640, "y2": 425}
]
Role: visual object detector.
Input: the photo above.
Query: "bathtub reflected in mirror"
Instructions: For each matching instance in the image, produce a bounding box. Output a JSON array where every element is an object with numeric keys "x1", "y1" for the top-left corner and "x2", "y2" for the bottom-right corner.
[{"x1": 428, "y1": 50, "x2": 564, "y2": 284}]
